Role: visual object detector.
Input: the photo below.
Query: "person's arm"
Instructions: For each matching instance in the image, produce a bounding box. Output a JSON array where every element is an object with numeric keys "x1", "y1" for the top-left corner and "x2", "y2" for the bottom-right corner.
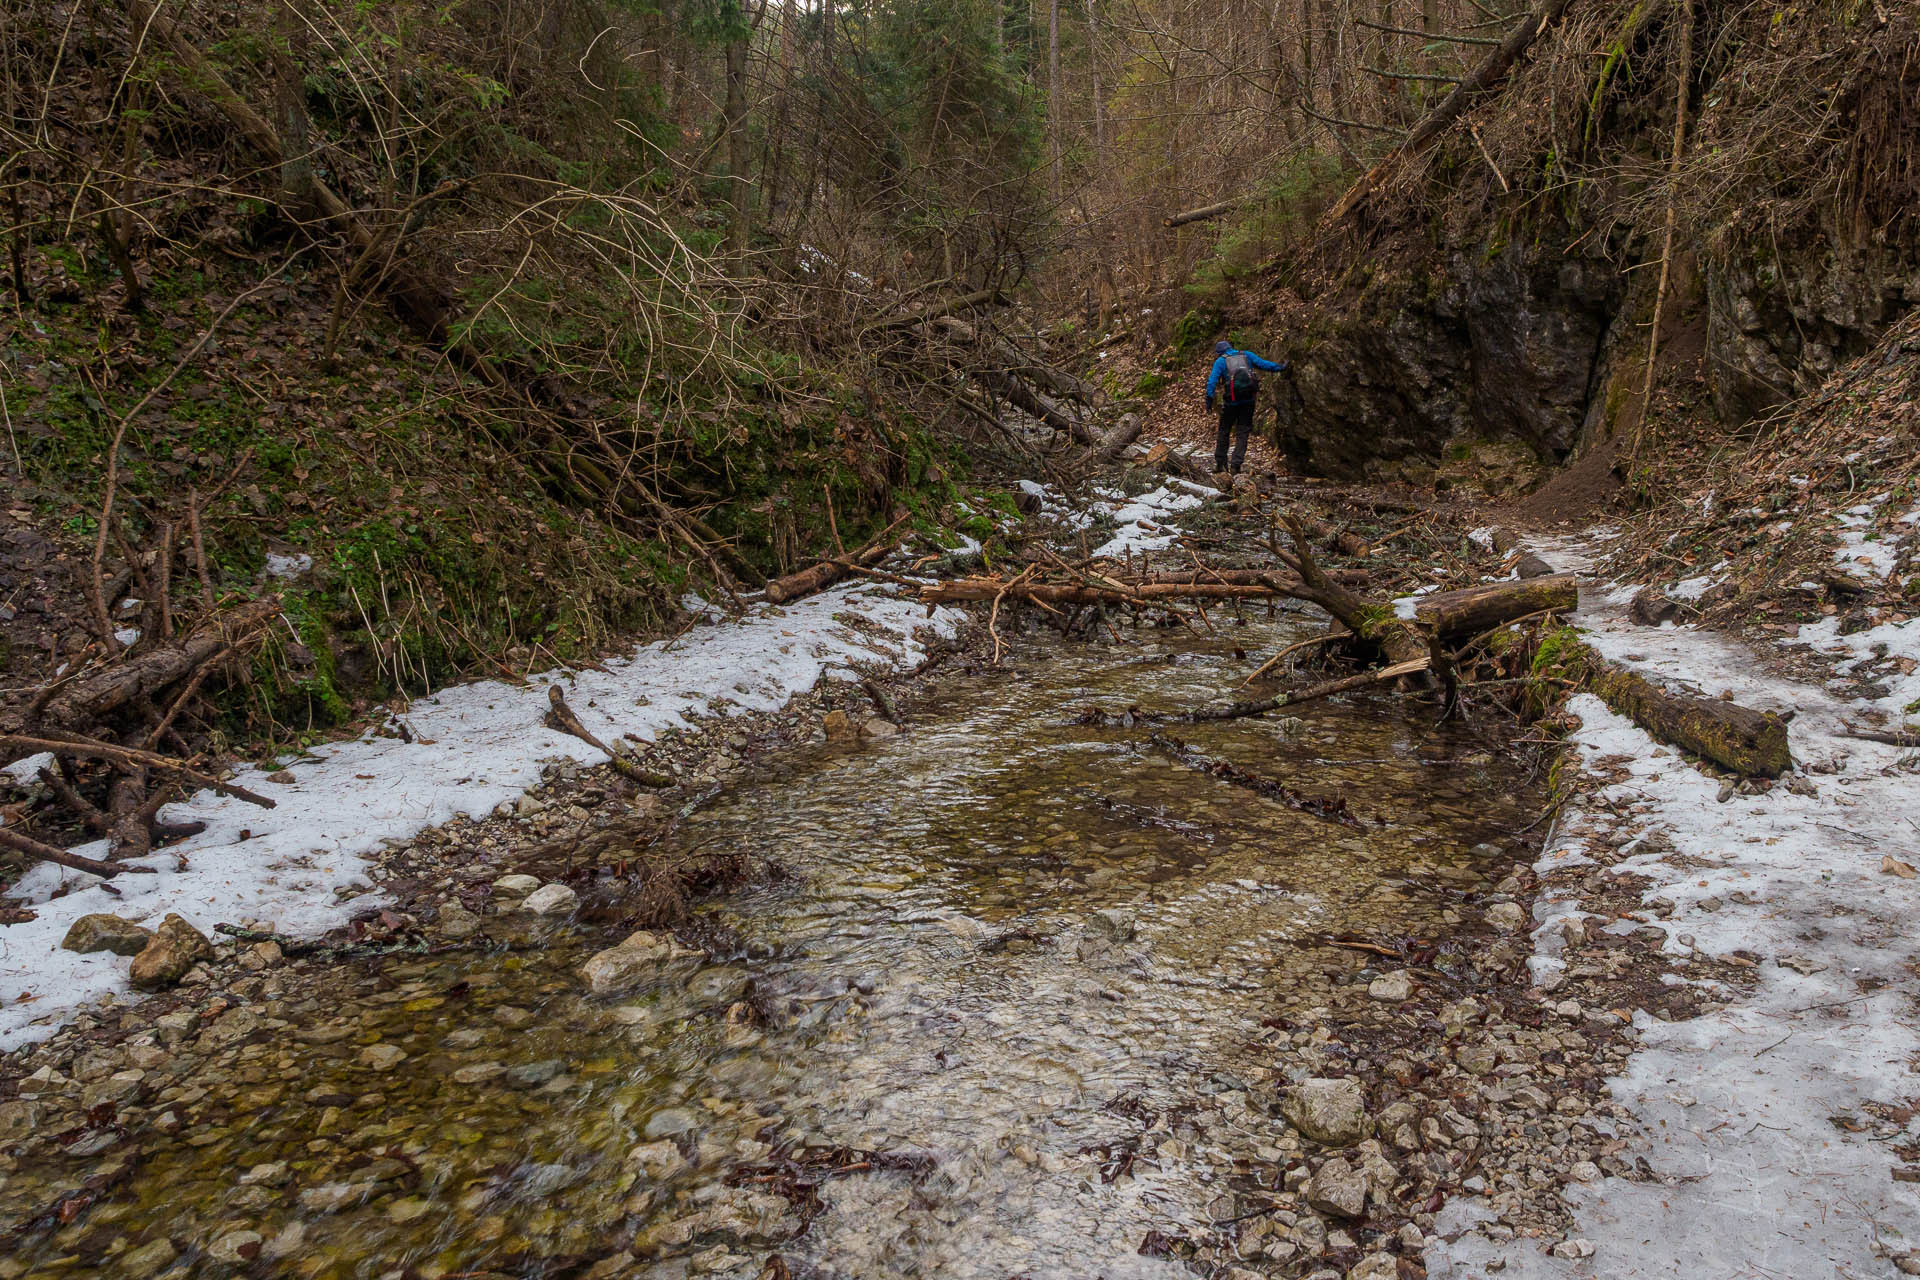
[
  {"x1": 1247, "y1": 352, "x2": 1287, "y2": 373},
  {"x1": 1204, "y1": 357, "x2": 1225, "y2": 407}
]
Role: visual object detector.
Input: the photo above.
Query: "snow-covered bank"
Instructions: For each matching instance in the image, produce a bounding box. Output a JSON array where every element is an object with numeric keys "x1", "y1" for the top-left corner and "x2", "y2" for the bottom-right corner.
[
  {"x1": 0, "y1": 585, "x2": 961, "y2": 1050},
  {"x1": 1430, "y1": 536, "x2": 1920, "y2": 1278}
]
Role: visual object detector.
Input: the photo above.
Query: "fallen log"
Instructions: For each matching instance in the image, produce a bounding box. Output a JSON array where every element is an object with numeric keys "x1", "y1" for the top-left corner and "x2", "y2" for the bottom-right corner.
[
  {"x1": 1138, "y1": 442, "x2": 1216, "y2": 485},
  {"x1": 1095, "y1": 414, "x2": 1142, "y2": 462},
  {"x1": 1147, "y1": 732, "x2": 1364, "y2": 828},
  {"x1": 920, "y1": 578, "x2": 1305, "y2": 606},
  {"x1": 23, "y1": 598, "x2": 283, "y2": 732},
  {"x1": 983, "y1": 371, "x2": 1098, "y2": 445},
  {"x1": 1164, "y1": 200, "x2": 1243, "y2": 228},
  {"x1": 1134, "y1": 567, "x2": 1370, "y2": 587},
  {"x1": 764, "y1": 514, "x2": 911, "y2": 604},
  {"x1": 1413, "y1": 574, "x2": 1577, "y2": 638},
  {"x1": 1, "y1": 732, "x2": 277, "y2": 810},
  {"x1": 1538, "y1": 633, "x2": 1792, "y2": 778},
  {"x1": 1190, "y1": 657, "x2": 1431, "y2": 721},
  {"x1": 1321, "y1": 0, "x2": 1578, "y2": 228}
]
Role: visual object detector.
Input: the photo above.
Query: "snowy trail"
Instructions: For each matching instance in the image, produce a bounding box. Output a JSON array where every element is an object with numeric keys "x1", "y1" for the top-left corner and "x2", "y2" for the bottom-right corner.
[
  {"x1": 0, "y1": 586, "x2": 961, "y2": 1050},
  {"x1": 1431, "y1": 535, "x2": 1920, "y2": 1278}
]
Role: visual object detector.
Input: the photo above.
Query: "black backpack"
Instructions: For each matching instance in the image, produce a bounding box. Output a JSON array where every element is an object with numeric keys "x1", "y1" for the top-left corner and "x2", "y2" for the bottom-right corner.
[{"x1": 1223, "y1": 352, "x2": 1259, "y2": 403}]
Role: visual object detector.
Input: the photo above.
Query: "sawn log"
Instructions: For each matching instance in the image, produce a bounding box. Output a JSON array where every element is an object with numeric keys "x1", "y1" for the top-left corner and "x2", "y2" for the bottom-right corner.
[{"x1": 1413, "y1": 573, "x2": 1577, "y2": 638}]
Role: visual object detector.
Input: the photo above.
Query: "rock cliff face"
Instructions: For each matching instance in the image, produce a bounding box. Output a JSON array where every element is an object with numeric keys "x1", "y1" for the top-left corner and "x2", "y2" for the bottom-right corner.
[
  {"x1": 1270, "y1": 235, "x2": 1917, "y2": 480},
  {"x1": 1274, "y1": 245, "x2": 1620, "y2": 479}
]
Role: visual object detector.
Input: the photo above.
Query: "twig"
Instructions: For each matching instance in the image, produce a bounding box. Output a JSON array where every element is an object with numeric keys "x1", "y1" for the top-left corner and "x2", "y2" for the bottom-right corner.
[
  {"x1": 542, "y1": 685, "x2": 672, "y2": 786},
  {"x1": 1243, "y1": 630, "x2": 1347, "y2": 685},
  {"x1": 0, "y1": 733, "x2": 276, "y2": 808}
]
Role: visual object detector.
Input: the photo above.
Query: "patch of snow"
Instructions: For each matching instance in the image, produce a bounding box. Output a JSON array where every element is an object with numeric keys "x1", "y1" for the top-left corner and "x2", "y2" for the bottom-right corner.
[
  {"x1": 1430, "y1": 534, "x2": 1920, "y2": 1280},
  {"x1": 1467, "y1": 527, "x2": 1496, "y2": 552},
  {"x1": 1, "y1": 753, "x2": 52, "y2": 786},
  {"x1": 1090, "y1": 485, "x2": 1207, "y2": 558},
  {"x1": 0, "y1": 585, "x2": 961, "y2": 1050},
  {"x1": 113, "y1": 627, "x2": 140, "y2": 647},
  {"x1": 1667, "y1": 574, "x2": 1718, "y2": 601},
  {"x1": 265, "y1": 551, "x2": 313, "y2": 580}
]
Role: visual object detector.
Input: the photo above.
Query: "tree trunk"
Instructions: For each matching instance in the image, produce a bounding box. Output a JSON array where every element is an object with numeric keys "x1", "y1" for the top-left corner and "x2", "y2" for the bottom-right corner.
[
  {"x1": 275, "y1": 0, "x2": 312, "y2": 215},
  {"x1": 724, "y1": 24, "x2": 751, "y2": 261}
]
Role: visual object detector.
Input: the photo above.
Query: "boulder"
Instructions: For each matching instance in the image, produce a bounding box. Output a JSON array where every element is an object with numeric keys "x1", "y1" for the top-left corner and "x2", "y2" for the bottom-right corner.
[
  {"x1": 60, "y1": 913, "x2": 153, "y2": 957},
  {"x1": 1284, "y1": 1077, "x2": 1370, "y2": 1146},
  {"x1": 129, "y1": 914, "x2": 213, "y2": 991}
]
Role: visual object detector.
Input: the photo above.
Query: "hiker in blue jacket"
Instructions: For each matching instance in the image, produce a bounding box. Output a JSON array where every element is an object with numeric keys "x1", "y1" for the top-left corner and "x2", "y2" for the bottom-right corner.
[{"x1": 1203, "y1": 339, "x2": 1287, "y2": 475}]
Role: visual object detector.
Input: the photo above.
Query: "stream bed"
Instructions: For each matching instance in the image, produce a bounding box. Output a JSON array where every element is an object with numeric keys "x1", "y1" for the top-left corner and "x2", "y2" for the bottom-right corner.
[{"x1": 1, "y1": 612, "x2": 1545, "y2": 1279}]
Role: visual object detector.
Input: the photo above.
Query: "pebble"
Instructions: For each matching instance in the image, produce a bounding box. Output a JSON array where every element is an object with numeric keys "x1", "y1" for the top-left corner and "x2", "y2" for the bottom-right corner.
[
  {"x1": 1486, "y1": 901, "x2": 1528, "y2": 932},
  {"x1": 1284, "y1": 1077, "x2": 1370, "y2": 1146},
  {"x1": 1552, "y1": 1238, "x2": 1597, "y2": 1259},
  {"x1": 206, "y1": 1230, "x2": 263, "y2": 1264},
  {"x1": 505, "y1": 1060, "x2": 565, "y2": 1089}
]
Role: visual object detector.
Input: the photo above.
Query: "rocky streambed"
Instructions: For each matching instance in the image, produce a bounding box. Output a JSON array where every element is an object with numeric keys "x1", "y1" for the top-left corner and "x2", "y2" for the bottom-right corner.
[{"x1": 1, "y1": 605, "x2": 1655, "y2": 1279}]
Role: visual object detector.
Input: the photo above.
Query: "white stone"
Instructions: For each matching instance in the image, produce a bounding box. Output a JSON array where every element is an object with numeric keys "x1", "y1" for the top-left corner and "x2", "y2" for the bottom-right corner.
[{"x1": 522, "y1": 883, "x2": 579, "y2": 915}]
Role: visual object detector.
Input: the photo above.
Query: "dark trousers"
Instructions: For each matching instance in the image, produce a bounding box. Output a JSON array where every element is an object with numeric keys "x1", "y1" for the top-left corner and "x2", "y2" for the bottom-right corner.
[{"x1": 1215, "y1": 399, "x2": 1256, "y2": 473}]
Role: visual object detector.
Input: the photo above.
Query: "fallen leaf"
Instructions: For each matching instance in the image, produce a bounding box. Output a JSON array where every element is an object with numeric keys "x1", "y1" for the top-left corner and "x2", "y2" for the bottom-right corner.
[{"x1": 1882, "y1": 856, "x2": 1917, "y2": 879}]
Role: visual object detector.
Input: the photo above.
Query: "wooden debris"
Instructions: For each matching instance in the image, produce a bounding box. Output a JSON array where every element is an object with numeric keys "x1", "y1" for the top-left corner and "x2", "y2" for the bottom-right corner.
[
  {"x1": 1538, "y1": 635, "x2": 1792, "y2": 777},
  {"x1": 1413, "y1": 574, "x2": 1578, "y2": 638},
  {"x1": 543, "y1": 687, "x2": 672, "y2": 787},
  {"x1": 1191, "y1": 657, "x2": 1432, "y2": 721},
  {"x1": 1146, "y1": 732, "x2": 1365, "y2": 828},
  {"x1": 764, "y1": 513, "x2": 910, "y2": 604}
]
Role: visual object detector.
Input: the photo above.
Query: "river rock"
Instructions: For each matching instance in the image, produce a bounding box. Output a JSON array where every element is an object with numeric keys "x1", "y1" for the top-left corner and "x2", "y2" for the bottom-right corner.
[
  {"x1": 1284, "y1": 1077, "x2": 1370, "y2": 1146},
  {"x1": 686, "y1": 966, "x2": 750, "y2": 1005},
  {"x1": 506, "y1": 1059, "x2": 565, "y2": 1089},
  {"x1": 1087, "y1": 908, "x2": 1136, "y2": 943},
  {"x1": 129, "y1": 914, "x2": 213, "y2": 991},
  {"x1": 1367, "y1": 969, "x2": 1413, "y2": 1001},
  {"x1": 207, "y1": 1229, "x2": 263, "y2": 1264},
  {"x1": 299, "y1": 1182, "x2": 372, "y2": 1213},
  {"x1": 823, "y1": 710, "x2": 858, "y2": 741},
  {"x1": 358, "y1": 1043, "x2": 408, "y2": 1071},
  {"x1": 580, "y1": 930, "x2": 691, "y2": 995},
  {"x1": 863, "y1": 717, "x2": 901, "y2": 739},
  {"x1": 1346, "y1": 1252, "x2": 1398, "y2": 1280},
  {"x1": 60, "y1": 913, "x2": 153, "y2": 956},
  {"x1": 1486, "y1": 901, "x2": 1528, "y2": 932},
  {"x1": 625, "y1": 1139, "x2": 690, "y2": 1179},
  {"x1": 522, "y1": 882, "x2": 579, "y2": 915},
  {"x1": 436, "y1": 903, "x2": 482, "y2": 939},
  {"x1": 643, "y1": 1107, "x2": 699, "y2": 1139},
  {"x1": 119, "y1": 1238, "x2": 177, "y2": 1278},
  {"x1": 491, "y1": 873, "x2": 541, "y2": 899},
  {"x1": 1307, "y1": 1157, "x2": 1368, "y2": 1218}
]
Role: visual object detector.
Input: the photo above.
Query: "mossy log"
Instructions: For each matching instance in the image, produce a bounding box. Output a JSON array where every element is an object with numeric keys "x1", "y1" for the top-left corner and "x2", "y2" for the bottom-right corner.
[
  {"x1": 1414, "y1": 574, "x2": 1578, "y2": 638},
  {"x1": 1540, "y1": 633, "x2": 1792, "y2": 778}
]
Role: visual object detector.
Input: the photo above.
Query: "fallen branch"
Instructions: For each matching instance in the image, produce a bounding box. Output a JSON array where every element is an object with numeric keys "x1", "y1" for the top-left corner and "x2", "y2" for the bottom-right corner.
[
  {"x1": 1412, "y1": 573, "x2": 1577, "y2": 638},
  {"x1": 1321, "y1": 0, "x2": 1578, "y2": 227},
  {"x1": 1, "y1": 732, "x2": 276, "y2": 809},
  {"x1": 543, "y1": 686, "x2": 673, "y2": 787},
  {"x1": 1146, "y1": 732, "x2": 1365, "y2": 828},
  {"x1": 1164, "y1": 199, "x2": 1243, "y2": 228},
  {"x1": 0, "y1": 824, "x2": 156, "y2": 878},
  {"x1": 1192, "y1": 657, "x2": 1432, "y2": 721}
]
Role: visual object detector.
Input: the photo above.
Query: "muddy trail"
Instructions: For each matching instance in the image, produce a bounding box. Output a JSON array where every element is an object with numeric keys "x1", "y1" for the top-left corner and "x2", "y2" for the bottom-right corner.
[{"x1": 0, "y1": 604, "x2": 1568, "y2": 1280}]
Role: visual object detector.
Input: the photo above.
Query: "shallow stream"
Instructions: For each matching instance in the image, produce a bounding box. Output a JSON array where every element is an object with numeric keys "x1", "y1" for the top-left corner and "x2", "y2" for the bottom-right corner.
[{"x1": 2, "y1": 613, "x2": 1543, "y2": 1279}]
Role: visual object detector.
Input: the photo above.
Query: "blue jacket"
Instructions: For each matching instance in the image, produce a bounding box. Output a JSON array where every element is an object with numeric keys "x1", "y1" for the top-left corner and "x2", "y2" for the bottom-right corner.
[{"x1": 1205, "y1": 348, "x2": 1285, "y2": 406}]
